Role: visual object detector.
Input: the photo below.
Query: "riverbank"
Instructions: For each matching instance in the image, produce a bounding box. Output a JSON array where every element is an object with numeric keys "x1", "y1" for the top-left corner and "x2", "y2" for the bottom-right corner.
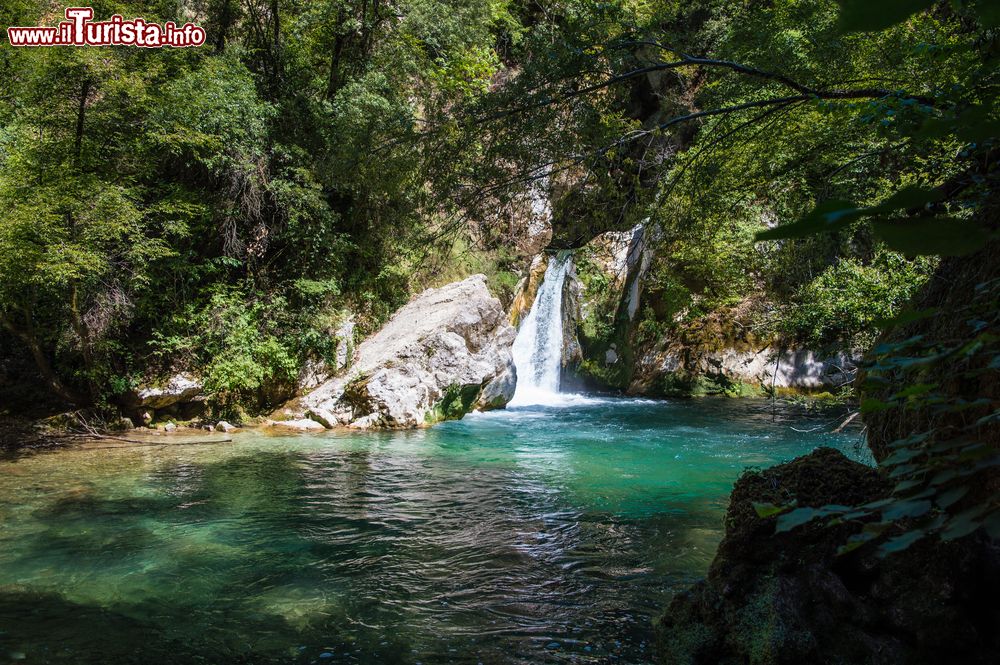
[
  {"x1": 0, "y1": 389, "x2": 860, "y2": 455},
  {"x1": 0, "y1": 416, "x2": 61, "y2": 454}
]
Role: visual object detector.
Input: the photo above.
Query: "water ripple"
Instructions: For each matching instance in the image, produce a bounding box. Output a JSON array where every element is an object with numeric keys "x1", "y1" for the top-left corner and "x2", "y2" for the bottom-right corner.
[{"x1": 0, "y1": 398, "x2": 863, "y2": 664}]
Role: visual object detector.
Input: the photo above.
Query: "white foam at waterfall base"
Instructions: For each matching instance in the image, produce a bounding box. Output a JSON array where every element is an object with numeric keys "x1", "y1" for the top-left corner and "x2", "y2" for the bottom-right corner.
[{"x1": 508, "y1": 254, "x2": 582, "y2": 407}]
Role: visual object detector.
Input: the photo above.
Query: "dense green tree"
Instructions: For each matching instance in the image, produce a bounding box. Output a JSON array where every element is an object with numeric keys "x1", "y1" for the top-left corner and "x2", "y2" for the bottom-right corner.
[{"x1": 0, "y1": 0, "x2": 510, "y2": 409}]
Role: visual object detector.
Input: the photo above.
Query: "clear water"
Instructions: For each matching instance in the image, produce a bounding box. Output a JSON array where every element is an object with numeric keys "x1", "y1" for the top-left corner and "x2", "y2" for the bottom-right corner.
[{"x1": 0, "y1": 398, "x2": 866, "y2": 664}]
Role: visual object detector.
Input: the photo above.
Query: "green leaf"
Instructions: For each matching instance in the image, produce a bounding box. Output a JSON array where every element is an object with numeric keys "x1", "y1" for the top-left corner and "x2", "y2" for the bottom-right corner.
[
  {"x1": 893, "y1": 478, "x2": 925, "y2": 493},
  {"x1": 861, "y1": 398, "x2": 893, "y2": 413},
  {"x1": 837, "y1": 0, "x2": 935, "y2": 32},
  {"x1": 878, "y1": 529, "x2": 925, "y2": 555},
  {"x1": 984, "y1": 511, "x2": 1000, "y2": 540},
  {"x1": 838, "y1": 530, "x2": 878, "y2": 555},
  {"x1": 874, "y1": 308, "x2": 938, "y2": 330},
  {"x1": 755, "y1": 200, "x2": 860, "y2": 241},
  {"x1": 873, "y1": 218, "x2": 991, "y2": 256},
  {"x1": 753, "y1": 502, "x2": 788, "y2": 518},
  {"x1": 882, "y1": 499, "x2": 932, "y2": 520},
  {"x1": 872, "y1": 335, "x2": 925, "y2": 355},
  {"x1": 776, "y1": 507, "x2": 820, "y2": 532},
  {"x1": 868, "y1": 186, "x2": 942, "y2": 214},
  {"x1": 941, "y1": 505, "x2": 988, "y2": 540},
  {"x1": 883, "y1": 447, "x2": 923, "y2": 466},
  {"x1": 936, "y1": 485, "x2": 969, "y2": 509},
  {"x1": 974, "y1": 409, "x2": 1000, "y2": 427},
  {"x1": 931, "y1": 469, "x2": 958, "y2": 486},
  {"x1": 893, "y1": 382, "x2": 937, "y2": 399},
  {"x1": 918, "y1": 105, "x2": 1000, "y2": 142}
]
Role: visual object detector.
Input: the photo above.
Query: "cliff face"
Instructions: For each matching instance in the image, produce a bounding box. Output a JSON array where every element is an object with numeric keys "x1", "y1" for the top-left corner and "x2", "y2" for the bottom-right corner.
[{"x1": 518, "y1": 225, "x2": 862, "y2": 398}]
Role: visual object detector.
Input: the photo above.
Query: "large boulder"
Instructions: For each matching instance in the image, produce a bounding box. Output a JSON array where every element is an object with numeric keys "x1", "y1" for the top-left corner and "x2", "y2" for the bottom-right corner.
[
  {"x1": 656, "y1": 448, "x2": 1000, "y2": 665},
  {"x1": 131, "y1": 373, "x2": 203, "y2": 410},
  {"x1": 291, "y1": 275, "x2": 516, "y2": 429}
]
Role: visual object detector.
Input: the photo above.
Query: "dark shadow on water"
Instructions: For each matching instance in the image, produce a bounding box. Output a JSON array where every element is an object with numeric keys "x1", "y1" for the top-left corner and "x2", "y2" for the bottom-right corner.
[{"x1": 0, "y1": 588, "x2": 425, "y2": 664}]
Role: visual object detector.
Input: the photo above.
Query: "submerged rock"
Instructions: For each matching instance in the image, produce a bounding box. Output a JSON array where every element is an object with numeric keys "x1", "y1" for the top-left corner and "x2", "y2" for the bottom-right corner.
[
  {"x1": 656, "y1": 447, "x2": 1000, "y2": 665},
  {"x1": 291, "y1": 275, "x2": 516, "y2": 429},
  {"x1": 269, "y1": 418, "x2": 325, "y2": 432}
]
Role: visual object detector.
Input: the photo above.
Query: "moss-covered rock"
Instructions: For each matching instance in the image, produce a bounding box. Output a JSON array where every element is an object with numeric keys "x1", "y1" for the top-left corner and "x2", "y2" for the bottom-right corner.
[
  {"x1": 656, "y1": 447, "x2": 1000, "y2": 665},
  {"x1": 642, "y1": 370, "x2": 765, "y2": 398},
  {"x1": 424, "y1": 383, "x2": 482, "y2": 424}
]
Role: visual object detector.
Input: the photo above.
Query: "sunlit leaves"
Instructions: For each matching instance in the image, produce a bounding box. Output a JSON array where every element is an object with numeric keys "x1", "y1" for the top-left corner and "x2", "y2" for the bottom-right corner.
[{"x1": 753, "y1": 502, "x2": 790, "y2": 518}]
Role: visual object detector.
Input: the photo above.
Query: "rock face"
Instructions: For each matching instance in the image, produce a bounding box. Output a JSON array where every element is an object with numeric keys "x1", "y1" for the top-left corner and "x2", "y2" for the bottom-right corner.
[
  {"x1": 630, "y1": 345, "x2": 860, "y2": 397},
  {"x1": 560, "y1": 258, "x2": 585, "y2": 372},
  {"x1": 296, "y1": 314, "x2": 356, "y2": 392},
  {"x1": 293, "y1": 275, "x2": 516, "y2": 429},
  {"x1": 519, "y1": 181, "x2": 554, "y2": 257},
  {"x1": 126, "y1": 373, "x2": 207, "y2": 422},
  {"x1": 656, "y1": 448, "x2": 1000, "y2": 665},
  {"x1": 133, "y1": 374, "x2": 203, "y2": 409}
]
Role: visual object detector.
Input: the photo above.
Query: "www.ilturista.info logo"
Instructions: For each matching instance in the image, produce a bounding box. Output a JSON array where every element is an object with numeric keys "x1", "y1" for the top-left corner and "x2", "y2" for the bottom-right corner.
[{"x1": 6, "y1": 7, "x2": 205, "y2": 47}]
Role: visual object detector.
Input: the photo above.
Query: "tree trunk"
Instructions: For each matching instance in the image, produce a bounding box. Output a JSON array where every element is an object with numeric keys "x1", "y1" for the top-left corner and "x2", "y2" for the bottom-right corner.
[
  {"x1": 213, "y1": 0, "x2": 238, "y2": 52},
  {"x1": 0, "y1": 311, "x2": 85, "y2": 405},
  {"x1": 74, "y1": 78, "x2": 90, "y2": 169}
]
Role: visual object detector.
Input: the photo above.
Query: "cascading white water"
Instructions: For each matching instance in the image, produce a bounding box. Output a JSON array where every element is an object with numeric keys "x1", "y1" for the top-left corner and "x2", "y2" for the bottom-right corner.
[{"x1": 508, "y1": 254, "x2": 572, "y2": 406}]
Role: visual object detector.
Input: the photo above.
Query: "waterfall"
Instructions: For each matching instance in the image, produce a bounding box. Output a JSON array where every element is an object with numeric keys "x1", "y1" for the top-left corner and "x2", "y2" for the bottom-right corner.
[{"x1": 508, "y1": 254, "x2": 572, "y2": 406}]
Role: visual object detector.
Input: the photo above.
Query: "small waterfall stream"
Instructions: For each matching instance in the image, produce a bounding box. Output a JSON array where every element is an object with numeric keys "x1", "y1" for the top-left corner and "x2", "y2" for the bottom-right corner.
[{"x1": 508, "y1": 254, "x2": 572, "y2": 406}]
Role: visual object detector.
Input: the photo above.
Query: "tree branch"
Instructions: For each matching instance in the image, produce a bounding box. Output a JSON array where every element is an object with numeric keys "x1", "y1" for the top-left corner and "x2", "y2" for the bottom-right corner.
[{"x1": 474, "y1": 50, "x2": 934, "y2": 127}]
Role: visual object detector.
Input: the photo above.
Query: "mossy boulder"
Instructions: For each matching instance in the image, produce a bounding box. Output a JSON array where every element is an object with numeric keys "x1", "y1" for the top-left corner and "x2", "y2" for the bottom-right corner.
[
  {"x1": 424, "y1": 383, "x2": 482, "y2": 424},
  {"x1": 656, "y1": 447, "x2": 1000, "y2": 665}
]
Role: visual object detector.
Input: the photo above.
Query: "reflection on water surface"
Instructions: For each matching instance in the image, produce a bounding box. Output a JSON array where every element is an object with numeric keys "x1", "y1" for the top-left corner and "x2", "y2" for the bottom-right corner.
[{"x1": 0, "y1": 398, "x2": 864, "y2": 664}]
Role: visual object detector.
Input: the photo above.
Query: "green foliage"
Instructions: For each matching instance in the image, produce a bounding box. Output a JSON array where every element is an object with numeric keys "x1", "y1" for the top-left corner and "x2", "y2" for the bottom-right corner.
[
  {"x1": 734, "y1": 0, "x2": 1000, "y2": 552},
  {"x1": 150, "y1": 53, "x2": 272, "y2": 174},
  {"x1": 848, "y1": 277, "x2": 1000, "y2": 551},
  {"x1": 0, "y1": 0, "x2": 514, "y2": 411},
  {"x1": 150, "y1": 288, "x2": 298, "y2": 416},
  {"x1": 424, "y1": 383, "x2": 482, "y2": 424},
  {"x1": 780, "y1": 254, "x2": 933, "y2": 348}
]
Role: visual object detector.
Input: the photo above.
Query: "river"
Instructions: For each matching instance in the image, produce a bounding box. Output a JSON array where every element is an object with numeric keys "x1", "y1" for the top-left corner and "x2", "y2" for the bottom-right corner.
[{"x1": 0, "y1": 398, "x2": 865, "y2": 664}]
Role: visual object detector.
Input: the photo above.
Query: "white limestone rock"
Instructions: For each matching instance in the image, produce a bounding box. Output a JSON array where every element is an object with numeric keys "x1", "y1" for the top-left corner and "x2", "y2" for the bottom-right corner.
[
  {"x1": 135, "y1": 374, "x2": 203, "y2": 409},
  {"x1": 296, "y1": 275, "x2": 516, "y2": 429}
]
